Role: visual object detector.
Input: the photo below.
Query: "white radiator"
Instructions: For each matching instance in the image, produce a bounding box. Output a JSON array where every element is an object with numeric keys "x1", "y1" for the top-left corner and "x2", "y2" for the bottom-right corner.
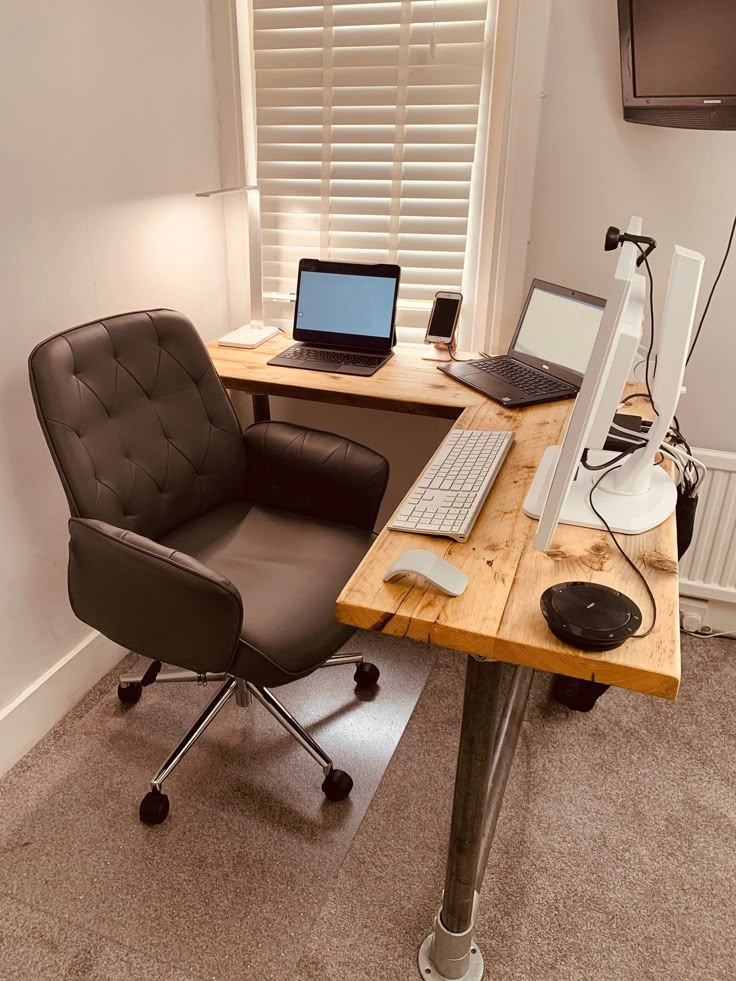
[{"x1": 679, "y1": 448, "x2": 736, "y2": 604}]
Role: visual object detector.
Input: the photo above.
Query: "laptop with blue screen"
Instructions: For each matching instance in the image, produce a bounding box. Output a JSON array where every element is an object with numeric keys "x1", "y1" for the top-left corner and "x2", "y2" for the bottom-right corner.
[{"x1": 268, "y1": 258, "x2": 401, "y2": 377}]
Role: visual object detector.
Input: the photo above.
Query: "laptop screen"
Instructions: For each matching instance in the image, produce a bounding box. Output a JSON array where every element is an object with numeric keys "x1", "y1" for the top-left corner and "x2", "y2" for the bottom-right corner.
[
  {"x1": 293, "y1": 259, "x2": 400, "y2": 352},
  {"x1": 511, "y1": 282, "x2": 605, "y2": 379}
]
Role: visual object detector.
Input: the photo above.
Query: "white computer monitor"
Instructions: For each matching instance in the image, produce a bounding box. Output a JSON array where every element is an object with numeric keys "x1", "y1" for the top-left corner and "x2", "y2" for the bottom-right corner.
[{"x1": 524, "y1": 217, "x2": 704, "y2": 551}]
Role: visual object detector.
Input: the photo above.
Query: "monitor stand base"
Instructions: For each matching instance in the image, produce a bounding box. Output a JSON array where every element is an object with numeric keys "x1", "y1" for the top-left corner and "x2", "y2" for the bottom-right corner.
[{"x1": 523, "y1": 446, "x2": 677, "y2": 537}]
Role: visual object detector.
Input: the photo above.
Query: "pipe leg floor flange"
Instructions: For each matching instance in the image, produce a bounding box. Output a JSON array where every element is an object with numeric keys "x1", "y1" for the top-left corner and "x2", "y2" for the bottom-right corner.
[{"x1": 418, "y1": 933, "x2": 484, "y2": 981}]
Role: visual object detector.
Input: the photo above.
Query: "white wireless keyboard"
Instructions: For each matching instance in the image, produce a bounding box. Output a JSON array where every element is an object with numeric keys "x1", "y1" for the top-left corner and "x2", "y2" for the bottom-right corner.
[{"x1": 389, "y1": 429, "x2": 515, "y2": 542}]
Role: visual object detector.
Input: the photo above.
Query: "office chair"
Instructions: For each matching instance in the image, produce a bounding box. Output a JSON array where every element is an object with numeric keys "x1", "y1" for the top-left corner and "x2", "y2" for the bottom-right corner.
[{"x1": 29, "y1": 309, "x2": 389, "y2": 824}]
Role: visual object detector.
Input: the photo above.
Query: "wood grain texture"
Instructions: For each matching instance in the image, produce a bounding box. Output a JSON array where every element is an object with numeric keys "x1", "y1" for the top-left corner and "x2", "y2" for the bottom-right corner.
[
  {"x1": 209, "y1": 335, "x2": 680, "y2": 700},
  {"x1": 207, "y1": 335, "x2": 482, "y2": 419},
  {"x1": 495, "y1": 515, "x2": 679, "y2": 698},
  {"x1": 495, "y1": 396, "x2": 680, "y2": 698},
  {"x1": 336, "y1": 396, "x2": 680, "y2": 700}
]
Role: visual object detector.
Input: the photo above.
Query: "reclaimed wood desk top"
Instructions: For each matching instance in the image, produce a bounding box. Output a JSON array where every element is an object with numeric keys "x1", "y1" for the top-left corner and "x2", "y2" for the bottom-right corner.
[
  {"x1": 210, "y1": 337, "x2": 680, "y2": 700},
  {"x1": 207, "y1": 334, "x2": 481, "y2": 419}
]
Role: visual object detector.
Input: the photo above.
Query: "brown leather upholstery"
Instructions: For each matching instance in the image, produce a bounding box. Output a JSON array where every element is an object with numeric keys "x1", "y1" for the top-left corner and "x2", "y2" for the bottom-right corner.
[
  {"x1": 160, "y1": 502, "x2": 374, "y2": 687},
  {"x1": 29, "y1": 310, "x2": 389, "y2": 687},
  {"x1": 29, "y1": 309, "x2": 248, "y2": 540},
  {"x1": 243, "y1": 421, "x2": 388, "y2": 531},
  {"x1": 68, "y1": 517, "x2": 243, "y2": 675}
]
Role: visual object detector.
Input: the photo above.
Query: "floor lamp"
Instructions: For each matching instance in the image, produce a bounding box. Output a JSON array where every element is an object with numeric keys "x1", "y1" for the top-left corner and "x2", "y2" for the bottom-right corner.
[{"x1": 195, "y1": 183, "x2": 266, "y2": 329}]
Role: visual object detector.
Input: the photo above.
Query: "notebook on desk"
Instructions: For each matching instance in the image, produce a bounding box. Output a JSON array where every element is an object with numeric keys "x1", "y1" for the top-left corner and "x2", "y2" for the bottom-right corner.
[
  {"x1": 438, "y1": 279, "x2": 606, "y2": 407},
  {"x1": 268, "y1": 258, "x2": 401, "y2": 377}
]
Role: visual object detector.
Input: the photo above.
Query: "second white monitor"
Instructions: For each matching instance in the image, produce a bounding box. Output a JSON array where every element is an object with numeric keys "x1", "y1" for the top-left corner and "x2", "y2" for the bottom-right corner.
[{"x1": 523, "y1": 217, "x2": 704, "y2": 551}]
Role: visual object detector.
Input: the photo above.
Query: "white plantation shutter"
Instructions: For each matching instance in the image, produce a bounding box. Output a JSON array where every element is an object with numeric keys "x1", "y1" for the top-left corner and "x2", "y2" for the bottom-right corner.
[{"x1": 252, "y1": 0, "x2": 491, "y2": 337}]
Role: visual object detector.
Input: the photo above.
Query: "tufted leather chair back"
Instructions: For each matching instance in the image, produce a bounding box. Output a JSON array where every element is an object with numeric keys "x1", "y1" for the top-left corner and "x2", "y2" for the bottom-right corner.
[{"x1": 29, "y1": 309, "x2": 248, "y2": 540}]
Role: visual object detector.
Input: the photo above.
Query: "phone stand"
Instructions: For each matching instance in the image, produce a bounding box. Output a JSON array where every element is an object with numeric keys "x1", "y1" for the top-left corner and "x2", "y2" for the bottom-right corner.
[{"x1": 421, "y1": 342, "x2": 453, "y2": 362}]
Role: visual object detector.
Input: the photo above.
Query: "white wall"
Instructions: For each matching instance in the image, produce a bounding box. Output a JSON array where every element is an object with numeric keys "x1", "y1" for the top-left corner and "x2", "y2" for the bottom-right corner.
[
  {"x1": 0, "y1": 0, "x2": 228, "y2": 764},
  {"x1": 525, "y1": 0, "x2": 736, "y2": 453}
]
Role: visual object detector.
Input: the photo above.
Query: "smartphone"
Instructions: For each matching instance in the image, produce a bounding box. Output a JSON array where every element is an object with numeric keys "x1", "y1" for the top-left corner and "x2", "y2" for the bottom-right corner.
[{"x1": 425, "y1": 291, "x2": 463, "y2": 344}]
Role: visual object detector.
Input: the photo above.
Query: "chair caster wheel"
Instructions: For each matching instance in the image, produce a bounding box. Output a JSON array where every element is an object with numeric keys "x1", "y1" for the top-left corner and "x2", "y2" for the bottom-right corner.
[
  {"x1": 118, "y1": 682, "x2": 142, "y2": 705},
  {"x1": 139, "y1": 790, "x2": 170, "y2": 825},
  {"x1": 354, "y1": 661, "x2": 380, "y2": 690},
  {"x1": 322, "y1": 769, "x2": 353, "y2": 802}
]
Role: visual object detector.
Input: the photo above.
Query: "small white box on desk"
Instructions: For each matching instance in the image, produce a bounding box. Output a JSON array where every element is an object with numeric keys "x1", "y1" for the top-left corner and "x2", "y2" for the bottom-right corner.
[{"x1": 217, "y1": 324, "x2": 280, "y2": 349}]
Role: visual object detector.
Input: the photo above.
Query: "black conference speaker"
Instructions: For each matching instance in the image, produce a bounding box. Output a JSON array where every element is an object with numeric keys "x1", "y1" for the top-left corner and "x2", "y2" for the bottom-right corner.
[{"x1": 540, "y1": 582, "x2": 642, "y2": 652}]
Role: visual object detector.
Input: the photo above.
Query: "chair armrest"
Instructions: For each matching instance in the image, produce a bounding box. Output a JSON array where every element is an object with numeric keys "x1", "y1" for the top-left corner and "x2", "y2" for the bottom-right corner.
[
  {"x1": 243, "y1": 421, "x2": 389, "y2": 531},
  {"x1": 68, "y1": 518, "x2": 243, "y2": 674}
]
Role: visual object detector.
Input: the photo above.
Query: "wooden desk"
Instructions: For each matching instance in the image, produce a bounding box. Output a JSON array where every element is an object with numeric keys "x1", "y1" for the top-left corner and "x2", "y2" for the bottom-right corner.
[
  {"x1": 209, "y1": 333, "x2": 481, "y2": 419},
  {"x1": 338, "y1": 393, "x2": 679, "y2": 700},
  {"x1": 210, "y1": 336, "x2": 680, "y2": 979},
  {"x1": 210, "y1": 336, "x2": 679, "y2": 700}
]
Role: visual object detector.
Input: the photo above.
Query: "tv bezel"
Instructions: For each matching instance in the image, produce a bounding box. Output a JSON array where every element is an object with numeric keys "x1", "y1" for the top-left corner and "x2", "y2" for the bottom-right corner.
[{"x1": 617, "y1": 0, "x2": 736, "y2": 128}]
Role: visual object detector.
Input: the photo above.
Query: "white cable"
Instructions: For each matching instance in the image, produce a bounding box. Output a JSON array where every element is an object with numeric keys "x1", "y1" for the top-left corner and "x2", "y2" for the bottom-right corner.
[
  {"x1": 659, "y1": 442, "x2": 686, "y2": 467},
  {"x1": 608, "y1": 421, "x2": 647, "y2": 443},
  {"x1": 597, "y1": 424, "x2": 706, "y2": 489},
  {"x1": 607, "y1": 430, "x2": 647, "y2": 448},
  {"x1": 664, "y1": 447, "x2": 699, "y2": 493},
  {"x1": 664, "y1": 443, "x2": 707, "y2": 482},
  {"x1": 657, "y1": 445, "x2": 686, "y2": 484},
  {"x1": 682, "y1": 628, "x2": 736, "y2": 640},
  {"x1": 597, "y1": 427, "x2": 684, "y2": 482}
]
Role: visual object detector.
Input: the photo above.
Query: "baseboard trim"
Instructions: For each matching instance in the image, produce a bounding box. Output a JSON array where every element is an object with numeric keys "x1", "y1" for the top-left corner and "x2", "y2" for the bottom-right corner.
[{"x1": 0, "y1": 632, "x2": 125, "y2": 778}]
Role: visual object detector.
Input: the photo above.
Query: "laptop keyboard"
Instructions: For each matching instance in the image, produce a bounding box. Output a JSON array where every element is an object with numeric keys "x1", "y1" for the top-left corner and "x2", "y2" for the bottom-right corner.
[
  {"x1": 467, "y1": 357, "x2": 576, "y2": 396},
  {"x1": 279, "y1": 346, "x2": 385, "y2": 368}
]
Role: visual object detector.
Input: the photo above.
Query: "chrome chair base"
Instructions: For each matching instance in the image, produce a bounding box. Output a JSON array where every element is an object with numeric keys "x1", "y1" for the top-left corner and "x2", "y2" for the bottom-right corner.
[
  {"x1": 121, "y1": 653, "x2": 378, "y2": 824},
  {"x1": 118, "y1": 651, "x2": 367, "y2": 691}
]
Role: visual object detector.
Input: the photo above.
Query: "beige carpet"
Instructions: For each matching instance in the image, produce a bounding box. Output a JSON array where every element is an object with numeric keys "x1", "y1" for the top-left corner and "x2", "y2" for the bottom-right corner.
[
  {"x1": 0, "y1": 633, "x2": 436, "y2": 981},
  {"x1": 293, "y1": 635, "x2": 736, "y2": 981},
  {"x1": 1, "y1": 633, "x2": 734, "y2": 981}
]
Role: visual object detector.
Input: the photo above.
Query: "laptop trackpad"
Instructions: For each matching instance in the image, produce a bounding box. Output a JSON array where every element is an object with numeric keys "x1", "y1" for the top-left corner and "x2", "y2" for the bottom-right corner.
[{"x1": 453, "y1": 365, "x2": 527, "y2": 402}]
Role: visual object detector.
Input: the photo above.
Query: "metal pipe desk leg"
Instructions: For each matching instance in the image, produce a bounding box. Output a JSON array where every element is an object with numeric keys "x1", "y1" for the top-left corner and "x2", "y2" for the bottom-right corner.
[
  {"x1": 475, "y1": 666, "x2": 534, "y2": 893},
  {"x1": 252, "y1": 394, "x2": 271, "y2": 422},
  {"x1": 419, "y1": 654, "x2": 503, "y2": 981}
]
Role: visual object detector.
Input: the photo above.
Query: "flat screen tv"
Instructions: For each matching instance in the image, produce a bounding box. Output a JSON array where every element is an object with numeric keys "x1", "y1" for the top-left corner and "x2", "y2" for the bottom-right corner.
[{"x1": 618, "y1": 0, "x2": 736, "y2": 130}]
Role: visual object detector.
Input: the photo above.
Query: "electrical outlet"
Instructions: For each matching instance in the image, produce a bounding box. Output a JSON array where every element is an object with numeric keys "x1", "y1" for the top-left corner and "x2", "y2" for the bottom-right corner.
[
  {"x1": 682, "y1": 611, "x2": 703, "y2": 632},
  {"x1": 680, "y1": 597, "x2": 709, "y2": 633}
]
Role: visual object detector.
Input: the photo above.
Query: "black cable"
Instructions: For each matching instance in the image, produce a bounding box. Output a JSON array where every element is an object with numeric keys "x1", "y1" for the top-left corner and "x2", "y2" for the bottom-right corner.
[
  {"x1": 618, "y1": 383, "x2": 700, "y2": 493},
  {"x1": 617, "y1": 395, "x2": 696, "y2": 478},
  {"x1": 636, "y1": 245, "x2": 659, "y2": 416},
  {"x1": 668, "y1": 417, "x2": 689, "y2": 457},
  {"x1": 619, "y1": 392, "x2": 652, "y2": 406},
  {"x1": 687, "y1": 206, "x2": 736, "y2": 365},
  {"x1": 666, "y1": 413, "x2": 700, "y2": 494},
  {"x1": 617, "y1": 298, "x2": 698, "y2": 492},
  {"x1": 447, "y1": 347, "x2": 474, "y2": 362},
  {"x1": 588, "y1": 467, "x2": 657, "y2": 638},
  {"x1": 629, "y1": 357, "x2": 648, "y2": 383},
  {"x1": 580, "y1": 445, "x2": 638, "y2": 471}
]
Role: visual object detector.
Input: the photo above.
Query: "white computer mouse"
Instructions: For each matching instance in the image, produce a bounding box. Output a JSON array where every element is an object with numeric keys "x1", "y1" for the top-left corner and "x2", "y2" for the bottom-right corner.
[{"x1": 383, "y1": 549, "x2": 468, "y2": 597}]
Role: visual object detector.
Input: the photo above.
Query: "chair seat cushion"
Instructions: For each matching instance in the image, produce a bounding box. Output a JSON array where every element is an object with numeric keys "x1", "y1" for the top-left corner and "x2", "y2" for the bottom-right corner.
[{"x1": 159, "y1": 502, "x2": 374, "y2": 687}]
